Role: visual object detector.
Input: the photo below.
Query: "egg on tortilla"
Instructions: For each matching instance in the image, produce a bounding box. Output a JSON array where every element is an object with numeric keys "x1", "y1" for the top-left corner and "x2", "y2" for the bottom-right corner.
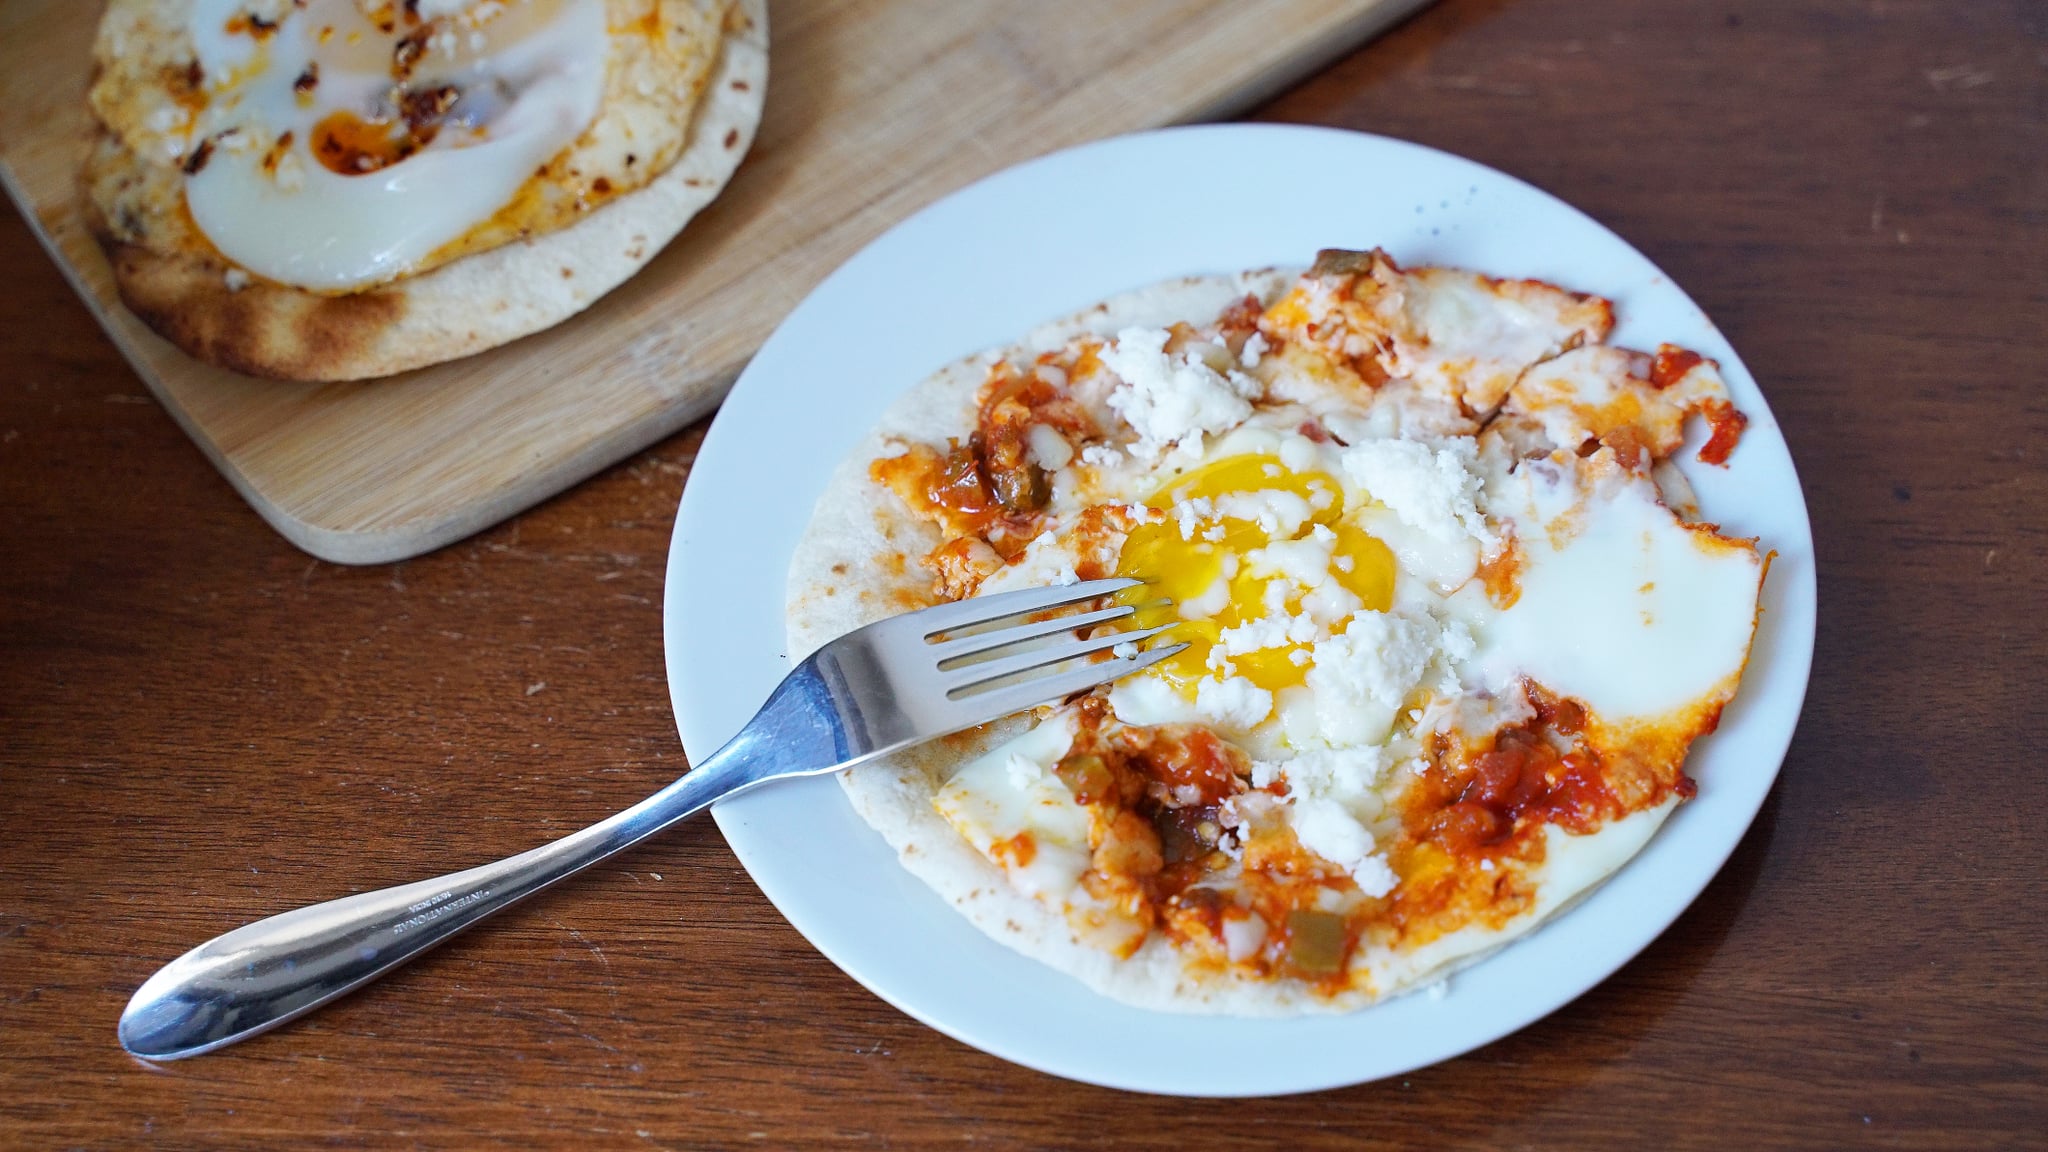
[
  {"x1": 785, "y1": 250, "x2": 1766, "y2": 1014},
  {"x1": 81, "y1": 0, "x2": 765, "y2": 380}
]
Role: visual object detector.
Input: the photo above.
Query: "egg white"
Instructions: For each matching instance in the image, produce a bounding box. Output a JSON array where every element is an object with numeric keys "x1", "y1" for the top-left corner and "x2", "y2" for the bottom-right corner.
[{"x1": 185, "y1": 0, "x2": 607, "y2": 289}]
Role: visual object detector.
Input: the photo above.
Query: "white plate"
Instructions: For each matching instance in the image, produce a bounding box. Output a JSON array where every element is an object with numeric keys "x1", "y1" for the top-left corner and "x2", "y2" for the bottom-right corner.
[{"x1": 663, "y1": 125, "x2": 1816, "y2": 1097}]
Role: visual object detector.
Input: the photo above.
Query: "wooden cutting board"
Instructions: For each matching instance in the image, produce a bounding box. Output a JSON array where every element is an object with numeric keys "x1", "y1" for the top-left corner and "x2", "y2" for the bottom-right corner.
[{"x1": 0, "y1": 0, "x2": 1428, "y2": 564}]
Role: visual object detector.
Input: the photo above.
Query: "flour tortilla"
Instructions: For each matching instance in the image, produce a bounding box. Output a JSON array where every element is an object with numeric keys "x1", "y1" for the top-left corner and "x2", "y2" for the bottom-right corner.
[
  {"x1": 82, "y1": 0, "x2": 767, "y2": 382},
  {"x1": 784, "y1": 271, "x2": 1679, "y2": 1014}
]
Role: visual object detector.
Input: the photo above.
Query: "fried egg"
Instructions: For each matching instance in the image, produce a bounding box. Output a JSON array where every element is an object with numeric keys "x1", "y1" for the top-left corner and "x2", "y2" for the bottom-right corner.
[
  {"x1": 183, "y1": 0, "x2": 606, "y2": 289},
  {"x1": 89, "y1": 0, "x2": 730, "y2": 292},
  {"x1": 857, "y1": 250, "x2": 1765, "y2": 996}
]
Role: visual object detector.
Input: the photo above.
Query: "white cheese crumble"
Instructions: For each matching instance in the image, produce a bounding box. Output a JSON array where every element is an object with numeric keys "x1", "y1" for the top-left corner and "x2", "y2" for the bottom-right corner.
[
  {"x1": 222, "y1": 268, "x2": 252, "y2": 292},
  {"x1": 1340, "y1": 437, "x2": 1496, "y2": 550},
  {"x1": 1194, "y1": 675, "x2": 1274, "y2": 730},
  {"x1": 1304, "y1": 610, "x2": 1439, "y2": 746},
  {"x1": 1288, "y1": 798, "x2": 1398, "y2": 897},
  {"x1": 1100, "y1": 327, "x2": 1261, "y2": 458},
  {"x1": 1243, "y1": 535, "x2": 1334, "y2": 590},
  {"x1": 1268, "y1": 744, "x2": 1391, "y2": 801},
  {"x1": 1215, "y1": 612, "x2": 1321, "y2": 658},
  {"x1": 1351, "y1": 853, "x2": 1399, "y2": 899},
  {"x1": 1171, "y1": 496, "x2": 1216, "y2": 541},
  {"x1": 1080, "y1": 443, "x2": 1124, "y2": 469},
  {"x1": 1240, "y1": 332, "x2": 1270, "y2": 368},
  {"x1": 1212, "y1": 489, "x2": 1312, "y2": 537}
]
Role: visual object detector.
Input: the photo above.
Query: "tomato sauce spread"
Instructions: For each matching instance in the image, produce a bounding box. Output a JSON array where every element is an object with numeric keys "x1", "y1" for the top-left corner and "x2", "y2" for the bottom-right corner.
[
  {"x1": 1697, "y1": 399, "x2": 1748, "y2": 466},
  {"x1": 870, "y1": 349, "x2": 1112, "y2": 597},
  {"x1": 1385, "y1": 687, "x2": 1692, "y2": 949}
]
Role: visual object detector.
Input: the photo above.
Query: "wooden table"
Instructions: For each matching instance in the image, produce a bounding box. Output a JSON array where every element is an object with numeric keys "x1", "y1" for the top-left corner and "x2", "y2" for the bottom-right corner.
[{"x1": 4, "y1": 0, "x2": 2041, "y2": 1146}]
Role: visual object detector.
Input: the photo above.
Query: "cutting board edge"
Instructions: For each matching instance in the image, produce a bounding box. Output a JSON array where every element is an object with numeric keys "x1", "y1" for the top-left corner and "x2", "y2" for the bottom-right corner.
[
  {"x1": 6, "y1": 0, "x2": 1436, "y2": 566},
  {"x1": 1173, "y1": 0, "x2": 1432, "y2": 123},
  {"x1": 252, "y1": 383, "x2": 730, "y2": 565}
]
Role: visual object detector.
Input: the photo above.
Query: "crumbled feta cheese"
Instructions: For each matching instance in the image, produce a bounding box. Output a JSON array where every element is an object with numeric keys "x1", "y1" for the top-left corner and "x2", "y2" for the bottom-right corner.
[
  {"x1": 1340, "y1": 437, "x2": 1496, "y2": 550},
  {"x1": 1351, "y1": 852, "x2": 1399, "y2": 898},
  {"x1": 1112, "y1": 640, "x2": 1139, "y2": 660},
  {"x1": 1100, "y1": 327, "x2": 1261, "y2": 457},
  {"x1": 1240, "y1": 332, "x2": 1270, "y2": 368},
  {"x1": 1243, "y1": 535, "x2": 1335, "y2": 590},
  {"x1": 1216, "y1": 612, "x2": 1321, "y2": 657},
  {"x1": 1194, "y1": 676, "x2": 1274, "y2": 730},
  {"x1": 1212, "y1": 489, "x2": 1312, "y2": 537},
  {"x1": 1081, "y1": 444, "x2": 1124, "y2": 469},
  {"x1": 1305, "y1": 610, "x2": 1439, "y2": 746},
  {"x1": 1290, "y1": 796, "x2": 1373, "y2": 868},
  {"x1": 1277, "y1": 744, "x2": 1390, "y2": 800},
  {"x1": 1283, "y1": 761, "x2": 1400, "y2": 895},
  {"x1": 1301, "y1": 584, "x2": 1364, "y2": 630},
  {"x1": 223, "y1": 268, "x2": 252, "y2": 292}
]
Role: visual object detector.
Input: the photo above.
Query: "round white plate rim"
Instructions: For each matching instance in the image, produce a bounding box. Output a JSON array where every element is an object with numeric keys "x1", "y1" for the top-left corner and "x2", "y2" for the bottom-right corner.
[{"x1": 664, "y1": 124, "x2": 1816, "y2": 1097}]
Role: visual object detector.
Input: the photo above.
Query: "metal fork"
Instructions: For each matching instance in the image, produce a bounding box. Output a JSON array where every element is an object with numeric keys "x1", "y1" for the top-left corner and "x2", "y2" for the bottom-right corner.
[{"x1": 118, "y1": 577, "x2": 1180, "y2": 1061}]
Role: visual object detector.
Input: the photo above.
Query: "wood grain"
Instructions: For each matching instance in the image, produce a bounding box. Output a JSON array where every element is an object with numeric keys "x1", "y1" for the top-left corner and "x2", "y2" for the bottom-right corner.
[
  {"x1": 0, "y1": 0, "x2": 1427, "y2": 565},
  {"x1": 2, "y1": 0, "x2": 2044, "y2": 1147}
]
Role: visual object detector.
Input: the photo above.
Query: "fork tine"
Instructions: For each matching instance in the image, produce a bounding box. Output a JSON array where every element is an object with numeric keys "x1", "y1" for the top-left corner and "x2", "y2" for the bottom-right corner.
[
  {"x1": 946, "y1": 642, "x2": 1189, "y2": 718},
  {"x1": 906, "y1": 577, "x2": 1141, "y2": 639},
  {"x1": 931, "y1": 602, "x2": 1141, "y2": 665},
  {"x1": 944, "y1": 623, "x2": 1179, "y2": 696}
]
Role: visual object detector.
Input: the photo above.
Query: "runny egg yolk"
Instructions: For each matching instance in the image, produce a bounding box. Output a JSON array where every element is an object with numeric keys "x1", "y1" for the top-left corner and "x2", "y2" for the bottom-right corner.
[{"x1": 1113, "y1": 453, "x2": 1397, "y2": 695}]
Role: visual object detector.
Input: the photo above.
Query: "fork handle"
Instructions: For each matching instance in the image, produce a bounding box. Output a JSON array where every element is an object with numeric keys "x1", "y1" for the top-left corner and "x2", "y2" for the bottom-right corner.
[
  {"x1": 117, "y1": 746, "x2": 760, "y2": 1061},
  {"x1": 120, "y1": 653, "x2": 855, "y2": 1060}
]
